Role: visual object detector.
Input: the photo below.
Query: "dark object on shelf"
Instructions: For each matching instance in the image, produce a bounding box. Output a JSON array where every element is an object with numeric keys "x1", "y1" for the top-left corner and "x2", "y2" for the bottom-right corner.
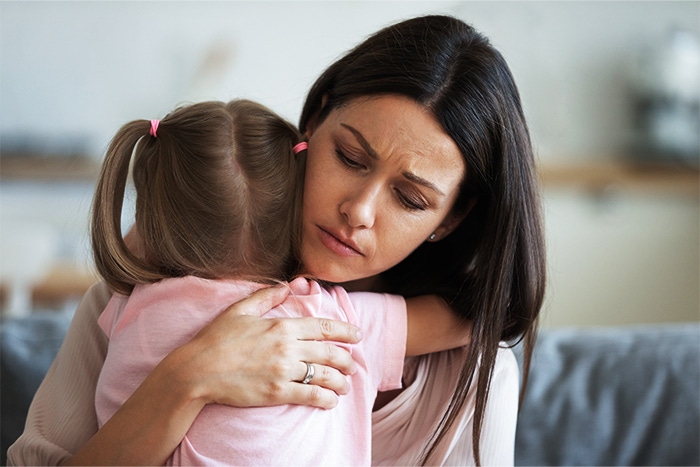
[{"x1": 630, "y1": 29, "x2": 700, "y2": 167}]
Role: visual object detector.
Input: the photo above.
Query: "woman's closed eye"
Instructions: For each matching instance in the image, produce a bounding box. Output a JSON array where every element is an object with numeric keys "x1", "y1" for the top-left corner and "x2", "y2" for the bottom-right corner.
[
  {"x1": 395, "y1": 188, "x2": 428, "y2": 211},
  {"x1": 335, "y1": 149, "x2": 366, "y2": 170}
]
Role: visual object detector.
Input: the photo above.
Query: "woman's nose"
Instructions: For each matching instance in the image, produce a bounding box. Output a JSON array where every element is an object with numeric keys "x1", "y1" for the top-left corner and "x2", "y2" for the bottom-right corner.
[{"x1": 339, "y1": 184, "x2": 381, "y2": 229}]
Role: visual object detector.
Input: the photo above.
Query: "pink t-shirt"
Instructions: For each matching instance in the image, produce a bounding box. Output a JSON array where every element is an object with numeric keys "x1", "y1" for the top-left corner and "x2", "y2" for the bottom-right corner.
[{"x1": 95, "y1": 276, "x2": 407, "y2": 466}]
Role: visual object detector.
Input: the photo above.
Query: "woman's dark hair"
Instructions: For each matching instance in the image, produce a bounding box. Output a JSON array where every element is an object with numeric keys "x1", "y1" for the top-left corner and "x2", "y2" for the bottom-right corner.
[
  {"x1": 300, "y1": 15, "x2": 546, "y2": 465},
  {"x1": 92, "y1": 99, "x2": 305, "y2": 295}
]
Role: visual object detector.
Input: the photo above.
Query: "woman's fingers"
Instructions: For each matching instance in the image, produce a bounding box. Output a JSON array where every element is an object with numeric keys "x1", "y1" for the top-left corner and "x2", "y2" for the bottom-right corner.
[
  {"x1": 181, "y1": 286, "x2": 363, "y2": 410},
  {"x1": 264, "y1": 315, "x2": 362, "y2": 345},
  {"x1": 221, "y1": 287, "x2": 363, "y2": 347},
  {"x1": 224, "y1": 284, "x2": 291, "y2": 317},
  {"x1": 295, "y1": 316, "x2": 363, "y2": 344},
  {"x1": 296, "y1": 362, "x2": 350, "y2": 396},
  {"x1": 263, "y1": 318, "x2": 359, "y2": 376},
  {"x1": 221, "y1": 285, "x2": 362, "y2": 345},
  {"x1": 223, "y1": 295, "x2": 362, "y2": 377}
]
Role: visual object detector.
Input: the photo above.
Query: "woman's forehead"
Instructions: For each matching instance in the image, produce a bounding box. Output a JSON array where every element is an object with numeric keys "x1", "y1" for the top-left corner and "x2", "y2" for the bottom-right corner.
[{"x1": 328, "y1": 95, "x2": 466, "y2": 180}]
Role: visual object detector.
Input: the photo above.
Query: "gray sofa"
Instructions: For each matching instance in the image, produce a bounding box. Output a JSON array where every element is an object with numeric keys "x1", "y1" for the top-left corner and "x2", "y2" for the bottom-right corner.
[
  {"x1": 2, "y1": 313, "x2": 699, "y2": 466},
  {"x1": 514, "y1": 323, "x2": 699, "y2": 466}
]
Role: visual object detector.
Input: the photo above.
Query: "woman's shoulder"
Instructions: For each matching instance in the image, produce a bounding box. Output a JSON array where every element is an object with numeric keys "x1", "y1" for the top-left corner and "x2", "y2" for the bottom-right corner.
[
  {"x1": 411, "y1": 343, "x2": 518, "y2": 375},
  {"x1": 84, "y1": 280, "x2": 113, "y2": 317},
  {"x1": 495, "y1": 345, "x2": 519, "y2": 377}
]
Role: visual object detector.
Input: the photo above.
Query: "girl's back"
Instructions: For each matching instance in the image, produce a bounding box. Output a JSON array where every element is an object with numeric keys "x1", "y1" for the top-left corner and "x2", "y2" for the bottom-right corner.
[{"x1": 96, "y1": 276, "x2": 407, "y2": 465}]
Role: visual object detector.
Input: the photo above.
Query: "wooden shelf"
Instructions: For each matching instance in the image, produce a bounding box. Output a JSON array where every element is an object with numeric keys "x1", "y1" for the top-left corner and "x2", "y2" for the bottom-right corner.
[
  {"x1": 538, "y1": 162, "x2": 699, "y2": 196},
  {"x1": 32, "y1": 263, "x2": 99, "y2": 306},
  {"x1": 2, "y1": 155, "x2": 696, "y2": 196},
  {"x1": 2, "y1": 153, "x2": 697, "y2": 195},
  {"x1": 0, "y1": 262, "x2": 99, "y2": 310},
  {"x1": 1, "y1": 156, "x2": 100, "y2": 181}
]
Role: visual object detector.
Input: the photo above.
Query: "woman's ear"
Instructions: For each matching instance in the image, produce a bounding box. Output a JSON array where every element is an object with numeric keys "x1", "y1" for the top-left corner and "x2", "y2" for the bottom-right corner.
[
  {"x1": 304, "y1": 94, "x2": 329, "y2": 138},
  {"x1": 427, "y1": 198, "x2": 476, "y2": 242}
]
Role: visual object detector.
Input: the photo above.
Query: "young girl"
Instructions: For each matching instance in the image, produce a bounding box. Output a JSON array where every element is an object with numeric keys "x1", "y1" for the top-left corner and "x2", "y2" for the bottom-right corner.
[{"x1": 91, "y1": 99, "x2": 470, "y2": 465}]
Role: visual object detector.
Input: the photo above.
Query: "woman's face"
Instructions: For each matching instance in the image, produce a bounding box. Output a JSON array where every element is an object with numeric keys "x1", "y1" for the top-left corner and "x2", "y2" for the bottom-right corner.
[{"x1": 300, "y1": 95, "x2": 466, "y2": 284}]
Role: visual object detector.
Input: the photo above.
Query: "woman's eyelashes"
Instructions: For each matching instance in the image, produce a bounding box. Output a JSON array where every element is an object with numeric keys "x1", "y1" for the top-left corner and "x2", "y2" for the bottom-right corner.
[
  {"x1": 395, "y1": 188, "x2": 428, "y2": 211},
  {"x1": 335, "y1": 148, "x2": 367, "y2": 171}
]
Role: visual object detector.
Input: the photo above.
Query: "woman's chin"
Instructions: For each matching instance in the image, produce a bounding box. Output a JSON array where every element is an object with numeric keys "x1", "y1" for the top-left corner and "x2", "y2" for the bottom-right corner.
[{"x1": 304, "y1": 264, "x2": 377, "y2": 291}]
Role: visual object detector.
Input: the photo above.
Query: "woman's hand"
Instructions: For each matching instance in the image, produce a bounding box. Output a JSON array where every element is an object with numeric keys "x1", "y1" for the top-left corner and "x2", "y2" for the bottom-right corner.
[{"x1": 170, "y1": 284, "x2": 362, "y2": 410}]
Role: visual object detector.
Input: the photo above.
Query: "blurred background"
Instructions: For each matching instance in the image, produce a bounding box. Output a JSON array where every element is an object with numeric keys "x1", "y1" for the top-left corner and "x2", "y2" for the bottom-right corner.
[{"x1": 1, "y1": 0, "x2": 698, "y2": 327}]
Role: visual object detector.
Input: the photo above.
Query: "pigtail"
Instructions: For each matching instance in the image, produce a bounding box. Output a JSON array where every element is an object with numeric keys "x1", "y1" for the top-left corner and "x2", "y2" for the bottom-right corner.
[{"x1": 91, "y1": 121, "x2": 162, "y2": 294}]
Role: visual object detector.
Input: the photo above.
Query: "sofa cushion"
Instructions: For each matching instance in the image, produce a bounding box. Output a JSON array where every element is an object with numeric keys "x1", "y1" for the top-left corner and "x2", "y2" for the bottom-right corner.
[
  {"x1": 1, "y1": 311, "x2": 71, "y2": 466},
  {"x1": 515, "y1": 323, "x2": 700, "y2": 466}
]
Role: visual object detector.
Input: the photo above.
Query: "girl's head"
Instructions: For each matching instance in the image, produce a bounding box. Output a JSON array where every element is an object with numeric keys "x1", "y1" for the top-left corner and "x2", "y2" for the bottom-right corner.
[
  {"x1": 92, "y1": 99, "x2": 304, "y2": 295},
  {"x1": 298, "y1": 14, "x2": 545, "y2": 464}
]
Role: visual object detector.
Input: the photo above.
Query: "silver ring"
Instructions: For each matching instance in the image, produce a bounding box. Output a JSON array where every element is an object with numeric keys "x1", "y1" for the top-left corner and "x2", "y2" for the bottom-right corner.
[{"x1": 301, "y1": 362, "x2": 315, "y2": 384}]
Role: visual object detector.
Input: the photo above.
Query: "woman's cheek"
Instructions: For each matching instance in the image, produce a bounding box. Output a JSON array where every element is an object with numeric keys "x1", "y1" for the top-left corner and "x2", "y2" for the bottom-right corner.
[{"x1": 376, "y1": 212, "x2": 433, "y2": 264}]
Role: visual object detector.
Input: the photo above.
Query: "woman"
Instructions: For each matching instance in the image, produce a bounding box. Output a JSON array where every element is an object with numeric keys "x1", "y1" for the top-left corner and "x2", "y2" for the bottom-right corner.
[{"x1": 9, "y1": 14, "x2": 545, "y2": 466}]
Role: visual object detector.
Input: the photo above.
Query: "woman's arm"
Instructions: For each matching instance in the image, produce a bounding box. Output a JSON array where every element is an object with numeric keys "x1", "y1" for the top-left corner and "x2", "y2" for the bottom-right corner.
[
  {"x1": 10, "y1": 284, "x2": 362, "y2": 466},
  {"x1": 405, "y1": 295, "x2": 472, "y2": 356}
]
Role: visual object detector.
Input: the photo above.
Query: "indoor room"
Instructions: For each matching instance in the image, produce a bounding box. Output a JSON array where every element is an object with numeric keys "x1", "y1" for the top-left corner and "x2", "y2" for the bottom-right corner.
[{"x1": 1, "y1": 1, "x2": 698, "y2": 465}]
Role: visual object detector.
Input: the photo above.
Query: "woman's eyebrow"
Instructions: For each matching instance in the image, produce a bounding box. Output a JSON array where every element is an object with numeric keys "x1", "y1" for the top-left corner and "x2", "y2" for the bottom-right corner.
[
  {"x1": 402, "y1": 172, "x2": 445, "y2": 196},
  {"x1": 340, "y1": 123, "x2": 379, "y2": 160},
  {"x1": 340, "y1": 123, "x2": 445, "y2": 196}
]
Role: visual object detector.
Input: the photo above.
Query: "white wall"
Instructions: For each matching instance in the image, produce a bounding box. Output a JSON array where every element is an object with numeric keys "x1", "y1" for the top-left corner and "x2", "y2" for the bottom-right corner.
[
  {"x1": 542, "y1": 190, "x2": 699, "y2": 327},
  {"x1": 1, "y1": 1, "x2": 698, "y2": 326},
  {"x1": 2, "y1": 1, "x2": 463, "y2": 155},
  {"x1": 3, "y1": 1, "x2": 698, "y2": 160}
]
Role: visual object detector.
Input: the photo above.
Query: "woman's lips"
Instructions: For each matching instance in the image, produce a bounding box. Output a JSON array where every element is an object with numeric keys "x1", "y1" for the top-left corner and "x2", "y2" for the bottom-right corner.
[{"x1": 317, "y1": 227, "x2": 363, "y2": 257}]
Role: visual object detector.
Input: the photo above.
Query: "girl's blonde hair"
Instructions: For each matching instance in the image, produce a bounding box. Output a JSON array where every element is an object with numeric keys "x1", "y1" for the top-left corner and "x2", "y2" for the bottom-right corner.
[{"x1": 91, "y1": 99, "x2": 305, "y2": 295}]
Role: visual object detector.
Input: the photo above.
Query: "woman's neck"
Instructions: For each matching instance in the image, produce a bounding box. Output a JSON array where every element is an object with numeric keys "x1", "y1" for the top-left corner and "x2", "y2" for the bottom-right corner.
[{"x1": 340, "y1": 275, "x2": 384, "y2": 293}]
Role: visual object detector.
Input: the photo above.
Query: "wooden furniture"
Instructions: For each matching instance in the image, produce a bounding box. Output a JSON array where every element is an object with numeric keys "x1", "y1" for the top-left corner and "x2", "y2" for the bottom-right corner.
[
  {"x1": 0, "y1": 262, "x2": 98, "y2": 311},
  {"x1": 539, "y1": 161, "x2": 699, "y2": 196},
  {"x1": 2, "y1": 155, "x2": 697, "y2": 193},
  {"x1": 1, "y1": 155, "x2": 100, "y2": 181}
]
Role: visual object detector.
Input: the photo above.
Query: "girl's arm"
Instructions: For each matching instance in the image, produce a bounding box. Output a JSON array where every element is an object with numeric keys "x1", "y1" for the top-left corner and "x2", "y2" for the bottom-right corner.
[
  {"x1": 10, "y1": 284, "x2": 362, "y2": 466},
  {"x1": 404, "y1": 295, "x2": 472, "y2": 356}
]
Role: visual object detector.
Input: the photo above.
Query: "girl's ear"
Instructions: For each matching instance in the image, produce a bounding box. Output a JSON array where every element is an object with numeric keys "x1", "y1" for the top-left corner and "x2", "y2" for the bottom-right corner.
[
  {"x1": 428, "y1": 198, "x2": 476, "y2": 242},
  {"x1": 304, "y1": 94, "x2": 329, "y2": 138}
]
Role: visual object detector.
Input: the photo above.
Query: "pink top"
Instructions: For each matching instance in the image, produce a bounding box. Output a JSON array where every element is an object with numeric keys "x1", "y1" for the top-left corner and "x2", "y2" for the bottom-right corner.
[{"x1": 95, "y1": 277, "x2": 407, "y2": 466}]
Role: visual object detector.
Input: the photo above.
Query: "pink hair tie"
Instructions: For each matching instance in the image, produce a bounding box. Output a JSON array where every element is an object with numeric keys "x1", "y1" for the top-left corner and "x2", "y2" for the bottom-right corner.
[
  {"x1": 293, "y1": 142, "x2": 308, "y2": 154},
  {"x1": 149, "y1": 119, "x2": 160, "y2": 138}
]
